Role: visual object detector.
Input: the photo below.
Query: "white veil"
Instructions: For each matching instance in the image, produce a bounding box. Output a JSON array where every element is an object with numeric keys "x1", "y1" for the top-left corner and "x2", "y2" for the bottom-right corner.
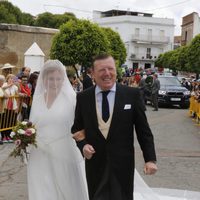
[{"x1": 30, "y1": 59, "x2": 76, "y2": 125}]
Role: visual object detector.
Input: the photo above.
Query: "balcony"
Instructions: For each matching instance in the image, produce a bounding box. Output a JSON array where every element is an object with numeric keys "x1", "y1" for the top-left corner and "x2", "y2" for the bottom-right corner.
[
  {"x1": 132, "y1": 34, "x2": 170, "y2": 44},
  {"x1": 129, "y1": 53, "x2": 157, "y2": 61}
]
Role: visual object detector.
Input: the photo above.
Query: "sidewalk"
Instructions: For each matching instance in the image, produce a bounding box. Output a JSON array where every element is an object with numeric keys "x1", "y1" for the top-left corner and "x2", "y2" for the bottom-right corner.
[{"x1": 0, "y1": 144, "x2": 28, "y2": 200}]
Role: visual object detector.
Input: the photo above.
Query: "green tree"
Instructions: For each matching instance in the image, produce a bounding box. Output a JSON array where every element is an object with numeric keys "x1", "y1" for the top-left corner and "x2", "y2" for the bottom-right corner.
[
  {"x1": 176, "y1": 46, "x2": 189, "y2": 72},
  {"x1": 161, "y1": 51, "x2": 174, "y2": 69},
  {"x1": 34, "y1": 12, "x2": 56, "y2": 28},
  {"x1": 155, "y1": 54, "x2": 164, "y2": 68},
  {"x1": 101, "y1": 27, "x2": 126, "y2": 66},
  {"x1": 34, "y1": 12, "x2": 76, "y2": 29},
  {"x1": 0, "y1": 1, "x2": 35, "y2": 25},
  {"x1": 0, "y1": 1, "x2": 22, "y2": 24},
  {"x1": 21, "y1": 13, "x2": 34, "y2": 26},
  {"x1": 50, "y1": 19, "x2": 109, "y2": 76},
  {"x1": 187, "y1": 34, "x2": 200, "y2": 76},
  {"x1": 51, "y1": 20, "x2": 109, "y2": 76}
]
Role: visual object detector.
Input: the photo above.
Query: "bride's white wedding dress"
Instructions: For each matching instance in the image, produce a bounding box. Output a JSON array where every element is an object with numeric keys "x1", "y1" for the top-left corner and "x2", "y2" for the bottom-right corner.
[
  {"x1": 134, "y1": 170, "x2": 200, "y2": 200},
  {"x1": 27, "y1": 59, "x2": 89, "y2": 200},
  {"x1": 27, "y1": 93, "x2": 88, "y2": 200}
]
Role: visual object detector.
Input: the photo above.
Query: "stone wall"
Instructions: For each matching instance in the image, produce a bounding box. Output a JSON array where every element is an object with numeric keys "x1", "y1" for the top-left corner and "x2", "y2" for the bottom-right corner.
[{"x1": 0, "y1": 23, "x2": 59, "y2": 73}]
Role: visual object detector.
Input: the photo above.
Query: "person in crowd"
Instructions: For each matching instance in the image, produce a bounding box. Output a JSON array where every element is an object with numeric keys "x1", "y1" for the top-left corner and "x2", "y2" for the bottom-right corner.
[
  {"x1": 129, "y1": 75, "x2": 139, "y2": 88},
  {"x1": 28, "y1": 72, "x2": 39, "y2": 97},
  {"x1": 17, "y1": 66, "x2": 31, "y2": 79},
  {"x1": 139, "y1": 72, "x2": 147, "y2": 111},
  {"x1": 1, "y1": 74, "x2": 19, "y2": 143},
  {"x1": 27, "y1": 59, "x2": 88, "y2": 200},
  {"x1": 151, "y1": 73, "x2": 160, "y2": 111},
  {"x1": 1, "y1": 63, "x2": 15, "y2": 78},
  {"x1": 71, "y1": 53, "x2": 157, "y2": 200},
  {"x1": 83, "y1": 67, "x2": 93, "y2": 90},
  {"x1": 72, "y1": 77, "x2": 83, "y2": 93},
  {"x1": 19, "y1": 75, "x2": 31, "y2": 120},
  {"x1": 0, "y1": 75, "x2": 6, "y2": 145}
]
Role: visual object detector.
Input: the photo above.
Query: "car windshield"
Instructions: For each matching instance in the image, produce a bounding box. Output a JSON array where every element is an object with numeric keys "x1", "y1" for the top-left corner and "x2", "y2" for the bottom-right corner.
[{"x1": 158, "y1": 77, "x2": 181, "y2": 86}]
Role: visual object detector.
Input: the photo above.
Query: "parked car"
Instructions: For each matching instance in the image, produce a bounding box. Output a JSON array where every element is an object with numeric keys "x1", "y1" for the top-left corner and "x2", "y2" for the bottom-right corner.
[{"x1": 145, "y1": 75, "x2": 190, "y2": 108}]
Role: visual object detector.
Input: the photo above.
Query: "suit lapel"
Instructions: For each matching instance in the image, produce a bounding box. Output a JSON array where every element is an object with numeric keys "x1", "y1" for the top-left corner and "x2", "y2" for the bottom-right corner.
[{"x1": 89, "y1": 87, "x2": 106, "y2": 140}]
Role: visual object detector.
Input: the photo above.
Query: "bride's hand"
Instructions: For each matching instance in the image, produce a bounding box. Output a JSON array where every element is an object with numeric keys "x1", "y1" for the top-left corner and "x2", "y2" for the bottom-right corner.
[{"x1": 143, "y1": 161, "x2": 158, "y2": 175}]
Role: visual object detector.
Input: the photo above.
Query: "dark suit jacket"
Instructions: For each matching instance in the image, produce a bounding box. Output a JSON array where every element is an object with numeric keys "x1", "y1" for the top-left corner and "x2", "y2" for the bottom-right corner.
[
  {"x1": 83, "y1": 74, "x2": 93, "y2": 90},
  {"x1": 71, "y1": 83, "x2": 156, "y2": 200}
]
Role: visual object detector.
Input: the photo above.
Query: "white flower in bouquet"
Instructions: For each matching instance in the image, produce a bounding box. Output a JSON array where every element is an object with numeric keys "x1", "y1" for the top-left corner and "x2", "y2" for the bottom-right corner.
[
  {"x1": 28, "y1": 128, "x2": 36, "y2": 134},
  {"x1": 10, "y1": 132, "x2": 16, "y2": 138},
  {"x1": 18, "y1": 129, "x2": 25, "y2": 134},
  {"x1": 21, "y1": 121, "x2": 28, "y2": 125}
]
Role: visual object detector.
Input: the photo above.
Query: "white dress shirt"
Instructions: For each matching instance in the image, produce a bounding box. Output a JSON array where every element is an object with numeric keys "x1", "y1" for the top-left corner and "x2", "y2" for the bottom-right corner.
[{"x1": 95, "y1": 83, "x2": 116, "y2": 117}]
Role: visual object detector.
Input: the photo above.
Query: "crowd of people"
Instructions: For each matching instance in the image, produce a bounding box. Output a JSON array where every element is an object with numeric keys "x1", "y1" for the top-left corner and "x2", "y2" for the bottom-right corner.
[{"x1": 0, "y1": 65, "x2": 39, "y2": 144}]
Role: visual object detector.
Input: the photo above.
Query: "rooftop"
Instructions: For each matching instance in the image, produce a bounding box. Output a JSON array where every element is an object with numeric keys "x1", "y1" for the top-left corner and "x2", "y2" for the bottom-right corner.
[{"x1": 100, "y1": 9, "x2": 153, "y2": 18}]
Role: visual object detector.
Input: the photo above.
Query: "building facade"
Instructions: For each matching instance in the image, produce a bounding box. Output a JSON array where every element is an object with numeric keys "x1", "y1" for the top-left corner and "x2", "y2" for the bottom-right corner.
[
  {"x1": 93, "y1": 10, "x2": 174, "y2": 70},
  {"x1": 181, "y1": 12, "x2": 200, "y2": 46}
]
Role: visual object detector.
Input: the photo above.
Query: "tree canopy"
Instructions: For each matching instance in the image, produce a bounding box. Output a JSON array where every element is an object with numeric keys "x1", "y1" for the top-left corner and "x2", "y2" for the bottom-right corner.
[
  {"x1": 155, "y1": 34, "x2": 200, "y2": 75},
  {"x1": 50, "y1": 19, "x2": 109, "y2": 74},
  {"x1": 0, "y1": 1, "x2": 22, "y2": 24},
  {"x1": 187, "y1": 34, "x2": 200, "y2": 74},
  {"x1": 0, "y1": 1, "x2": 76, "y2": 28},
  {"x1": 34, "y1": 12, "x2": 76, "y2": 29}
]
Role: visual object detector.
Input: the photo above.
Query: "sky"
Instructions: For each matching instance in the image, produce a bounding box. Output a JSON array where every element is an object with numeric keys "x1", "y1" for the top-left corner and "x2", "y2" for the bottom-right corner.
[{"x1": 8, "y1": 0, "x2": 200, "y2": 35}]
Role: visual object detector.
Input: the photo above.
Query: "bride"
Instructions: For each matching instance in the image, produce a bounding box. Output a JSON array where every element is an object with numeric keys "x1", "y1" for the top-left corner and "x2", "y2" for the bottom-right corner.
[
  {"x1": 27, "y1": 60, "x2": 88, "y2": 200},
  {"x1": 28, "y1": 59, "x2": 200, "y2": 200}
]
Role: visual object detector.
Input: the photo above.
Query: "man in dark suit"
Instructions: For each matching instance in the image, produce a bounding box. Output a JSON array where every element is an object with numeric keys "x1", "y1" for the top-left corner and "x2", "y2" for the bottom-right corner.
[
  {"x1": 71, "y1": 54, "x2": 157, "y2": 200},
  {"x1": 151, "y1": 73, "x2": 160, "y2": 111},
  {"x1": 83, "y1": 67, "x2": 93, "y2": 90}
]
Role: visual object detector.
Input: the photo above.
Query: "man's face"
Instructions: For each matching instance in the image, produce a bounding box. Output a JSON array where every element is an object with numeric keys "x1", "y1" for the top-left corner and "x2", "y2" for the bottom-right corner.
[
  {"x1": 21, "y1": 78, "x2": 28, "y2": 86},
  {"x1": 92, "y1": 56, "x2": 117, "y2": 91},
  {"x1": 24, "y1": 68, "x2": 31, "y2": 76}
]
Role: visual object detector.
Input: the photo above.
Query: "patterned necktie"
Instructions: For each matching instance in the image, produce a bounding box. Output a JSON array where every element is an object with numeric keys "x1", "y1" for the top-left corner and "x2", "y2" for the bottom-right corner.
[{"x1": 101, "y1": 90, "x2": 110, "y2": 122}]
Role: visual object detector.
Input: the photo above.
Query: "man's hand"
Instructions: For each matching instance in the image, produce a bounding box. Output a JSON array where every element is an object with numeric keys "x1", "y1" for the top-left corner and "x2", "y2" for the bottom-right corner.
[
  {"x1": 143, "y1": 161, "x2": 157, "y2": 175},
  {"x1": 83, "y1": 144, "x2": 95, "y2": 160}
]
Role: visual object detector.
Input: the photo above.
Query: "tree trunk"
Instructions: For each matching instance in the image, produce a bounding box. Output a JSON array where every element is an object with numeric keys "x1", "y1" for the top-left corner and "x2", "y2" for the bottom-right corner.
[{"x1": 72, "y1": 65, "x2": 79, "y2": 78}]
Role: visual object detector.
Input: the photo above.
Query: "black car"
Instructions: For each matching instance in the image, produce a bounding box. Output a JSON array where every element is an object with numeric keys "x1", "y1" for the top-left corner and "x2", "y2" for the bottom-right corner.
[{"x1": 145, "y1": 75, "x2": 190, "y2": 108}]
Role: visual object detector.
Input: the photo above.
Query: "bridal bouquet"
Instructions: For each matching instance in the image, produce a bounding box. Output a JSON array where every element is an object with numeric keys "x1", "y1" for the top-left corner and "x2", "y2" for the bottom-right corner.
[{"x1": 9, "y1": 120, "x2": 37, "y2": 163}]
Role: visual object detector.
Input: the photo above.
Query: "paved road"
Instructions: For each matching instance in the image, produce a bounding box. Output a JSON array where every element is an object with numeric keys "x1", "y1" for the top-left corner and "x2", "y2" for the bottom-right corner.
[
  {"x1": 0, "y1": 105, "x2": 200, "y2": 200},
  {"x1": 135, "y1": 106, "x2": 200, "y2": 192}
]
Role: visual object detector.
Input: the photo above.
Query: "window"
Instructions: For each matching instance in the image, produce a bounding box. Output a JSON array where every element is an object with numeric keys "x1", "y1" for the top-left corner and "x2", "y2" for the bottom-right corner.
[
  {"x1": 146, "y1": 48, "x2": 151, "y2": 59},
  {"x1": 185, "y1": 31, "x2": 187, "y2": 41}
]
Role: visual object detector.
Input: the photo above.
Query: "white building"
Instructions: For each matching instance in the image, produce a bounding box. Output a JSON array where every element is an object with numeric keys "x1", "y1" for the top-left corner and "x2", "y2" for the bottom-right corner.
[
  {"x1": 93, "y1": 10, "x2": 174, "y2": 70},
  {"x1": 24, "y1": 42, "x2": 45, "y2": 72}
]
